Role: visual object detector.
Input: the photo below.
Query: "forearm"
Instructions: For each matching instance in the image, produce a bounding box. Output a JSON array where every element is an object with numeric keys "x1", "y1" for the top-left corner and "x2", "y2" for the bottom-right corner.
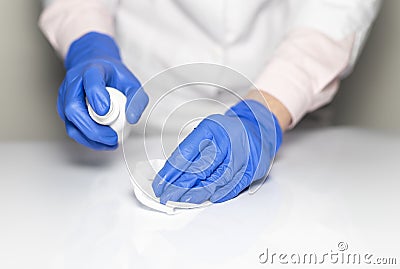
[
  {"x1": 39, "y1": 0, "x2": 116, "y2": 58},
  {"x1": 253, "y1": 28, "x2": 355, "y2": 129},
  {"x1": 253, "y1": 0, "x2": 380, "y2": 129}
]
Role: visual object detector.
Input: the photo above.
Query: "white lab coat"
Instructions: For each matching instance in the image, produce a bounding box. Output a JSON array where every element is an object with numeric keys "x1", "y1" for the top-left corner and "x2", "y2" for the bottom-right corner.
[{"x1": 39, "y1": 0, "x2": 381, "y2": 134}]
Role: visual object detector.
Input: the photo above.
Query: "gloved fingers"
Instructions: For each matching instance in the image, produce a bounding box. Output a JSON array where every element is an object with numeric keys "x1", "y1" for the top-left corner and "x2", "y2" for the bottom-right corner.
[
  {"x1": 125, "y1": 87, "x2": 149, "y2": 124},
  {"x1": 159, "y1": 186, "x2": 188, "y2": 204},
  {"x1": 211, "y1": 182, "x2": 247, "y2": 203},
  {"x1": 161, "y1": 150, "x2": 230, "y2": 204},
  {"x1": 158, "y1": 172, "x2": 202, "y2": 204},
  {"x1": 83, "y1": 64, "x2": 110, "y2": 116},
  {"x1": 158, "y1": 170, "x2": 203, "y2": 203},
  {"x1": 65, "y1": 103, "x2": 118, "y2": 146},
  {"x1": 158, "y1": 163, "x2": 222, "y2": 204},
  {"x1": 65, "y1": 120, "x2": 118, "y2": 151},
  {"x1": 106, "y1": 63, "x2": 142, "y2": 96},
  {"x1": 64, "y1": 79, "x2": 118, "y2": 146},
  {"x1": 152, "y1": 126, "x2": 213, "y2": 197},
  {"x1": 102, "y1": 62, "x2": 147, "y2": 124},
  {"x1": 179, "y1": 182, "x2": 214, "y2": 204},
  {"x1": 210, "y1": 171, "x2": 251, "y2": 203},
  {"x1": 169, "y1": 117, "x2": 233, "y2": 203},
  {"x1": 171, "y1": 137, "x2": 225, "y2": 181},
  {"x1": 179, "y1": 161, "x2": 231, "y2": 203}
]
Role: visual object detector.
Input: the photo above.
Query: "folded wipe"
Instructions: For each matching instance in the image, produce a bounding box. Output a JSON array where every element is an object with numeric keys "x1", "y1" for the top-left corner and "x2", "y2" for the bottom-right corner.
[{"x1": 131, "y1": 159, "x2": 211, "y2": 214}]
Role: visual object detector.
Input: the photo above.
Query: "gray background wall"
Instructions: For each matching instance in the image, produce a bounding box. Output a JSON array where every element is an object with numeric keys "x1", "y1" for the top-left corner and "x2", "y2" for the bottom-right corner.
[{"x1": 0, "y1": 0, "x2": 399, "y2": 141}]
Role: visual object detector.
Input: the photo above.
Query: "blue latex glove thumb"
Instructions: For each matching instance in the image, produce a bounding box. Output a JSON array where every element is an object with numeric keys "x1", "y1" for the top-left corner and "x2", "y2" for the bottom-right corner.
[{"x1": 57, "y1": 32, "x2": 149, "y2": 150}]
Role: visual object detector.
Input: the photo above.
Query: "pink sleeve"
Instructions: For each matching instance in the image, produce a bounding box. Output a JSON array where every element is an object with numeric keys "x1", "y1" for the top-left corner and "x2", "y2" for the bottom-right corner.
[
  {"x1": 39, "y1": 0, "x2": 115, "y2": 58},
  {"x1": 255, "y1": 29, "x2": 355, "y2": 128}
]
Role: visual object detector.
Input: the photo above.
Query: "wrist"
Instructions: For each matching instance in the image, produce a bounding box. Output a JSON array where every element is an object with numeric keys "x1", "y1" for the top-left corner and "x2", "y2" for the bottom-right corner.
[
  {"x1": 227, "y1": 99, "x2": 282, "y2": 153},
  {"x1": 245, "y1": 89, "x2": 291, "y2": 132},
  {"x1": 65, "y1": 32, "x2": 121, "y2": 69},
  {"x1": 271, "y1": 113, "x2": 282, "y2": 152}
]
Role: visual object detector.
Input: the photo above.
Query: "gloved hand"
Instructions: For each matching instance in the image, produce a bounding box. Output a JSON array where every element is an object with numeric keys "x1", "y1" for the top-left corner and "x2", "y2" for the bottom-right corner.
[
  {"x1": 152, "y1": 100, "x2": 282, "y2": 204},
  {"x1": 58, "y1": 32, "x2": 148, "y2": 150}
]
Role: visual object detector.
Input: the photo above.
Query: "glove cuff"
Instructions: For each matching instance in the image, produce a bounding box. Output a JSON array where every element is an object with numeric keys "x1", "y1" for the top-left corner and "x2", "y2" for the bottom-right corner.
[
  {"x1": 227, "y1": 100, "x2": 283, "y2": 154},
  {"x1": 65, "y1": 32, "x2": 121, "y2": 69},
  {"x1": 272, "y1": 113, "x2": 282, "y2": 153}
]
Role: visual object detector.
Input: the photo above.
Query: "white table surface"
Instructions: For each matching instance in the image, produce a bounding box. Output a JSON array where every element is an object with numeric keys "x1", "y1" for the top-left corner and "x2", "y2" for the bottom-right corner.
[{"x1": 0, "y1": 127, "x2": 399, "y2": 269}]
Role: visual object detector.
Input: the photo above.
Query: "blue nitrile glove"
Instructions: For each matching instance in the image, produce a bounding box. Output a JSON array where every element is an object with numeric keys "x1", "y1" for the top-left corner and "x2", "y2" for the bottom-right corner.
[
  {"x1": 57, "y1": 32, "x2": 148, "y2": 150},
  {"x1": 152, "y1": 100, "x2": 282, "y2": 204}
]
